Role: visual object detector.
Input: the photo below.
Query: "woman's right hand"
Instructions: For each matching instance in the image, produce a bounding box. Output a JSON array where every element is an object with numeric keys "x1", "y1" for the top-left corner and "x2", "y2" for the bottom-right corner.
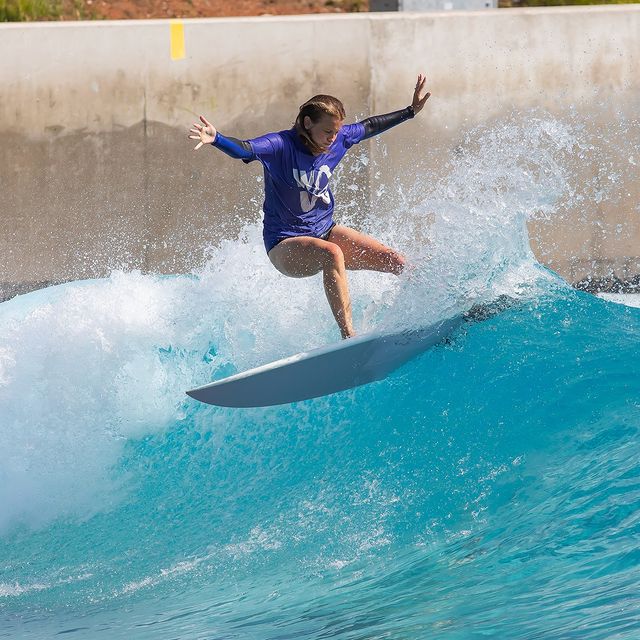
[
  {"x1": 189, "y1": 115, "x2": 217, "y2": 150},
  {"x1": 411, "y1": 74, "x2": 431, "y2": 115}
]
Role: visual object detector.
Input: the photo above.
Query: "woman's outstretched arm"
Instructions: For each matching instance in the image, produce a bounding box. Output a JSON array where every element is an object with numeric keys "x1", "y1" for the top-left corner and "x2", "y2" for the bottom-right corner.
[
  {"x1": 359, "y1": 73, "x2": 431, "y2": 140},
  {"x1": 189, "y1": 115, "x2": 253, "y2": 160}
]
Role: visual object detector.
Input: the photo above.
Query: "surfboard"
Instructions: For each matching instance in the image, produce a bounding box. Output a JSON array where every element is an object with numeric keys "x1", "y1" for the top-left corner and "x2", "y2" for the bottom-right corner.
[{"x1": 186, "y1": 314, "x2": 464, "y2": 408}]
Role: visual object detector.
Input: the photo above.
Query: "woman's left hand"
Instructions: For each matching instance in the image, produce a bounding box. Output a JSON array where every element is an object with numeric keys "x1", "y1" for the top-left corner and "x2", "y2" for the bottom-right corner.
[{"x1": 411, "y1": 73, "x2": 431, "y2": 115}]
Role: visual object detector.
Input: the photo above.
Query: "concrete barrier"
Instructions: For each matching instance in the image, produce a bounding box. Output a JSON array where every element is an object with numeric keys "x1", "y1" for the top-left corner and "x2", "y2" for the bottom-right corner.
[{"x1": 1, "y1": 7, "x2": 639, "y2": 296}]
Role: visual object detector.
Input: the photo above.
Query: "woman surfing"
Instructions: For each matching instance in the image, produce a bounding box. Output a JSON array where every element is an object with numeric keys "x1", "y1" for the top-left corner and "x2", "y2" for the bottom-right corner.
[{"x1": 189, "y1": 74, "x2": 431, "y2": 338}]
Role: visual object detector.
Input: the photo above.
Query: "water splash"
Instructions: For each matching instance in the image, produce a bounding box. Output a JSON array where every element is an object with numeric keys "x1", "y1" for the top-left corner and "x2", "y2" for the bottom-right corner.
[{"x1": 0, "y1": 114, "x2": 583, "y2": 536}]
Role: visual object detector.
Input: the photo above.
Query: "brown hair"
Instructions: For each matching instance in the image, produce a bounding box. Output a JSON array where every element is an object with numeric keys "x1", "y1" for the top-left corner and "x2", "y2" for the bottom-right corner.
[{"x1": 295, "y1": 95, "x2": 346, "y2": 155}]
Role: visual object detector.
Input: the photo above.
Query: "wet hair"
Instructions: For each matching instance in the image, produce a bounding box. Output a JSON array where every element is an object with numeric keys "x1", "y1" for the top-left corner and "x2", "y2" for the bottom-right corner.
[{"x1": 295, "y1": 95, "x2": 346, "y2": 155}]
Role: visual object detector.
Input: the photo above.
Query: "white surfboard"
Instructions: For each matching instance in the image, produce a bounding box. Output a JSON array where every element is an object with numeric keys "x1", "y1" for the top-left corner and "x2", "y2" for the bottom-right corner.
[{"x1": 186, "y1": 315, "x2": 464, "y2": 408}]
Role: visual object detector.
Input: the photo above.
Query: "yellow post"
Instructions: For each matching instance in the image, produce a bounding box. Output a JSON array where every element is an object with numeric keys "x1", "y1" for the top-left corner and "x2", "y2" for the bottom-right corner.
[{"x1": 170, "y1": 21, "x2": 185, "y2": 61}]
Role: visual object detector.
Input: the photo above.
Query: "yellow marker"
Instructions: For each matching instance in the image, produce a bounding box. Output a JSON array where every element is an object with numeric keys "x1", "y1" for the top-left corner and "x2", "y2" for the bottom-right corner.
[{"x1": 170, "y1": 21, "x2": 185, "y2": 61}]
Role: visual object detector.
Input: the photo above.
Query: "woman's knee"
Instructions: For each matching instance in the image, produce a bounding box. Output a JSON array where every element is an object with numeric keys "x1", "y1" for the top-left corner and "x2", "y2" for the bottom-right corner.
[
  {"x1": 321, "y1": 242, "x2": 345, "y2": 270},
  {"x1": 392, "y1": 251, "x2": 406, "y2": 274}
]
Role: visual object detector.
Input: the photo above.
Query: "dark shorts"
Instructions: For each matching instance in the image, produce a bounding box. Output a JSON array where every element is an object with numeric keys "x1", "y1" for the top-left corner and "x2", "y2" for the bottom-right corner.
[
  {"x1": 267, "y1": 223, "x2": 336, "y2": 254},
  {"x1": 319, "y1": 222, "x2": 336, "y2": 241}
]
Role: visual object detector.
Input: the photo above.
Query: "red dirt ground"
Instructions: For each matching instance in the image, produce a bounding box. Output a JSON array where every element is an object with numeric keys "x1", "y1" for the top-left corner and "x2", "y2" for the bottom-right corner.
[{"x1": 59, "y1": 0, "x2": 369, "y2": 21}]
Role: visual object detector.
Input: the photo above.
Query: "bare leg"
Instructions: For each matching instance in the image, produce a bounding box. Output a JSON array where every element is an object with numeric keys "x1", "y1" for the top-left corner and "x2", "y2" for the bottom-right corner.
[
  {"x1": 326, "y1": 225, "x2": 405, "y2": 274},
  {"x1": 269, "y1": 236, "x2": 355, "y2": 338}
]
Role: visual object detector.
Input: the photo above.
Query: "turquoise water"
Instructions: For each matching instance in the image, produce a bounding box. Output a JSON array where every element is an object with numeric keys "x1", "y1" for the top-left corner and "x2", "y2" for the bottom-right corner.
[{"x1": 1, "y1": 115, "x2": 639, "y2": 638}]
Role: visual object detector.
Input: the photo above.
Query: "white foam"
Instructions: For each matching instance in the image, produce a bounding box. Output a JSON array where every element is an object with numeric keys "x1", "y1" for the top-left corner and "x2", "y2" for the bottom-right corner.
[
  {"x1": 0, "y1": 272, "x2": 201, "y2": 533},
  {"x1": 598, "y1": 293, "x2": 640, "y2": 308}
]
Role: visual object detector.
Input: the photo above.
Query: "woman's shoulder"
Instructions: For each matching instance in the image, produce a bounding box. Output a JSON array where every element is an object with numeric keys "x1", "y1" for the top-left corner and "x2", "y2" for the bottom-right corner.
[
  {"x1": 339, "y1": 122, "x2": 366, "y2": 146},
  {"x1": 277, "y1": 128, "x2": 297, "y2": 144}
]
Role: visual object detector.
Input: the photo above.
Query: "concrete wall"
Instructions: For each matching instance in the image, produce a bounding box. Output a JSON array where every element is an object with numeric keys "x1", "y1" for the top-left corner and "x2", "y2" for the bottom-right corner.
[{"x1": 1, "y1": 7, "x2": 639, "y2": 296}]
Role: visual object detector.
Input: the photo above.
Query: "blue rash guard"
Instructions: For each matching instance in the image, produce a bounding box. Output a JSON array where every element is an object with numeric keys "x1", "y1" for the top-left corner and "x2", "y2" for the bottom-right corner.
[{"x1": 212, "y1": 107, "x2": 414, "y2": 253}]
